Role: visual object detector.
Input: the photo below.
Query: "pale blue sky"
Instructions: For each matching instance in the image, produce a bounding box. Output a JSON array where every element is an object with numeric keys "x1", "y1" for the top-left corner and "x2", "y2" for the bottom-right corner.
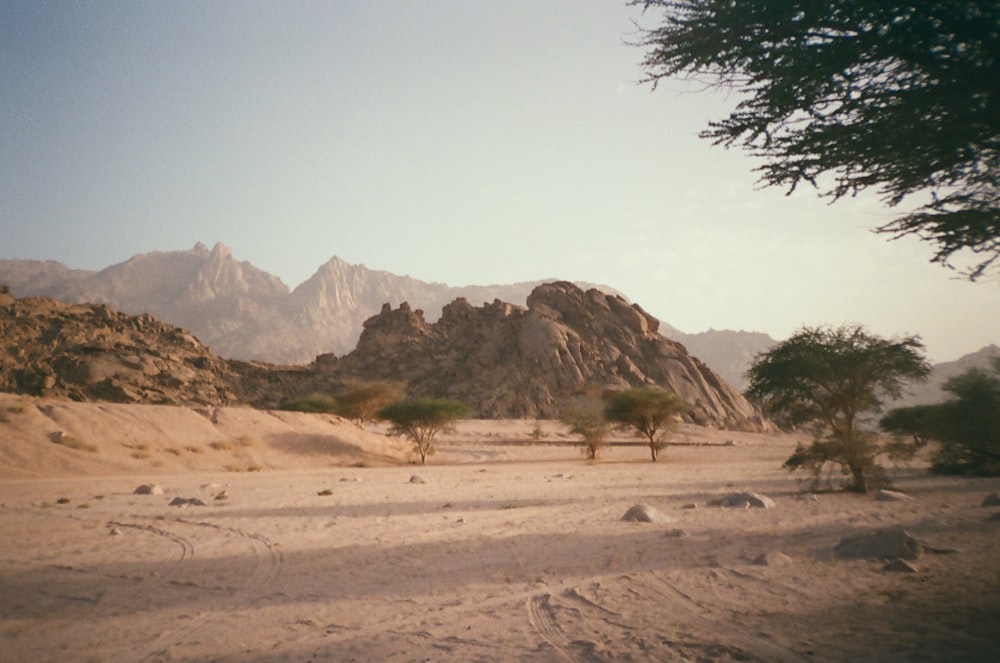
[{"x1": 1, "y1": 1, "x2": 996, "y2": 362}]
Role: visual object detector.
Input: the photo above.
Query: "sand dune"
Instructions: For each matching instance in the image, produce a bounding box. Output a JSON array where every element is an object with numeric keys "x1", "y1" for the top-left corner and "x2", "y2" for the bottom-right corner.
[{"x1": 1, "y1": 395, "x2": 998, "y2": 661}]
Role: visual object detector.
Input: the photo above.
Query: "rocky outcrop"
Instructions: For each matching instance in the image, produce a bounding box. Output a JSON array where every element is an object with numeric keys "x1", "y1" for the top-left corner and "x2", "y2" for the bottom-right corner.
[
  {"x1": 0, "y1": 244, "x2": 616, "y2": 365},
  {"x1": 663, "y1": 328, "x2": 778, "y2": 391},
  {"x1": 329, "y1": 282, "x2": 770, "y2": 429},
  {"x1": 0, "y1": 288, "x2": 247, "y2": 406},
  {"x1": 0, "y1": 284, "x2": 769, "y2": 429}
]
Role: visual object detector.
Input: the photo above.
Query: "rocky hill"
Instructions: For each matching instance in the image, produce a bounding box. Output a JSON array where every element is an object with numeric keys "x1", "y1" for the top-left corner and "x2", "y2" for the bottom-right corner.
[
  {"x1": 322, "y1": 282, "x2": 770, "y2": 429},
  {"x1": 0, "y1": 287, "x2": 248, "y2": 406},
  {"x1": 663, "y1": 327, "x2": 777, "y2": 391},
  {"x1": 896, "y1": 344, "x2": 1000, "y2": 407},
  {"x1": 0, "y1": 284, "x2": 770, "y2": 430},
  {"x1": 0, "y1": 243, "x2": 614, "y2": 365}
]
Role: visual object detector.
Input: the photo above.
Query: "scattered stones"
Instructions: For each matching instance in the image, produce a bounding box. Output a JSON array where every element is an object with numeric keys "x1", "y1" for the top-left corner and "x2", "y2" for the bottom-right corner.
[
  {"x1": 718, "y1": 492, "x2": 775, "y2": 509},
  {"x1": 168, "y1": 497, "x2": 207, "y2": 507},
  {"x1": 875, "y1": 489, "x2": 913, "y2": 502},
  {"x1": 882, "y1": 559, "x2": 919, "y2": 573},
  {"x1": 622, "y1": 504, "x2": 675, "y2": 523},
  {"x1": 133, "y1": 484, "x2": 164, "y2": 495},
  {"x1": 981, "y1": 493, "x2": 1000, "y2": 507},
  {"x1": 833, "y1": 527, "x2": 923, "y2": 561},
  {"x1": 409, "y1": 475, "x2": 426, "y2": 484},
  {"x1": 752, "y1": 552, "x2": 793, "y2": 567}
]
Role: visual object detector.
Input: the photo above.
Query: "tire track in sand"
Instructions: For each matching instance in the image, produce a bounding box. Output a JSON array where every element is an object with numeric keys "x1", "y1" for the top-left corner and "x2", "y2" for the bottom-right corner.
[
  {"x1": 622, "y1": 571, "x2": 807, "y2": 663},
  {"x1": 128, "y1": 516, "x2": 284, "y2": 662},
  {"x1": 527, "y1": 593, "x2": 577, "y2": 662}
]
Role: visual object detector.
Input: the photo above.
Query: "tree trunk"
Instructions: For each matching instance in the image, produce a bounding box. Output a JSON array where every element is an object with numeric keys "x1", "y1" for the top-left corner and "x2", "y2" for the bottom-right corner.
[
  {"x1": 848, "y1": 463, "x2": 868, "y2": 493},
  {"x1": 650, "y1": 445, "x2": 658, "y2": 462}
]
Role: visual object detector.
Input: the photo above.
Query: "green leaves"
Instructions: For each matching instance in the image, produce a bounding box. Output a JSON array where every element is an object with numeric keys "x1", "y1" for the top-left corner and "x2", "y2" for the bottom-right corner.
[
  {"x1": 378, "y1": 397, "x2": 468, "y2": 464},
  {"x1": 604, "y1": 387, "x2": 688, "y2": 461},
  {"x1": 633, "y1": 0, "x2": 1000, "y2": 278},
  {"x1": 745, "y1": 324, "x2": 930, "y2": 491}
]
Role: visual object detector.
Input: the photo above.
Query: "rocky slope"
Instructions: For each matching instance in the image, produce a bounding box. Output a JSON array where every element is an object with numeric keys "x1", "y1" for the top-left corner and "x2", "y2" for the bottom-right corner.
[
  {"x1": 0, "y1": 287, "x2": 247, "y2": 406},
  {"x1": 0, "y1": 284, "x2": 770, "y2": 430},
  {"x1": 325, "y1": 282, "x2": 770, "y2": 428},
  {"x1": 0, "y1": 244, "x2": 611, "y2": 365},
  {"x1": 897, "y1": 344, "x2": 1000, "y2": 407},
  {"x1": 663, "y1": 327, "x2": 777, "y2": 391}
]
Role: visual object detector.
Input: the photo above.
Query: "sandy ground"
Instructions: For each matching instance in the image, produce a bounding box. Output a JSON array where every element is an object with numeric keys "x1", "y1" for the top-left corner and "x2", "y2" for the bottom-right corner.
[{"x1": 1, "y1": 394, "x2": 999, "y2": 662}]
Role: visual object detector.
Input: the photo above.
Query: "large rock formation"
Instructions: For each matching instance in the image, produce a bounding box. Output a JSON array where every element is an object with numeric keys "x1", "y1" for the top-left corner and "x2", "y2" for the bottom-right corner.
[
  {"x1": 0, "y1": 283, "x2": 769, "y2": 429},
  {"x1": 330, "y1": 282, "x2": 769, "y2": 429},
  {"x1": 0, "y1": 243, "x2": 612, "y2": 365},
  {"x1": 0, "y1": 287, "x2": 265, "y2": 406}
]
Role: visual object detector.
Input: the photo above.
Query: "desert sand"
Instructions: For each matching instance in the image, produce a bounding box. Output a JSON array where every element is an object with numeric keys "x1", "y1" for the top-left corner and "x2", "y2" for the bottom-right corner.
[{"x1": 1, "y1": 393, "x2": 998, "y2": 662}]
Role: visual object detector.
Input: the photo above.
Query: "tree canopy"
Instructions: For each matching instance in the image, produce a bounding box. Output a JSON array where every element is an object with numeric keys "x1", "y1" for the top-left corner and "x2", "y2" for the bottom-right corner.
[
  {"x1": 560, "y1": 402, "x2": 612, "y2": 460},
  {"x1": 333, "y1": 379, "x2": 405, "y2": 426},
  {"x1": 378, "y1": 397, "x2": 468, "y2": 464},
  {"x1": 746, "y1": 324, "x2": 930, "y2": 492},
  {"x1": 604, "y1": 387, "x2": 688, "y2": 461},
  {"x1": 631, "y1": 1, "x2": 1000, "y2": 278},
  {"x1": 881, "y1": 359, "x2": 1000, "y2": 475}
]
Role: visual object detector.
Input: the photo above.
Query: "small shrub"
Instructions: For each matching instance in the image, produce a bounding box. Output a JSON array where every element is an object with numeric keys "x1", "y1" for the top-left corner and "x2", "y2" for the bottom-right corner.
[
  {"x1": 317, "y1": 489, "x2": 333, "y2": 496},
  {"x1": 49, "y1": 432, "x2": 98, "y2": 453},
  {"x1": 210, "y1": 441, "x2": 233, "y2": 452},
  {"x1": 56, "y1": 497, "x2": 70, "y2": 505},
  {"x1": 235, "y1": 435, "x2": 255, "y2": 448},
  {"x1": 279, "y1": 393, "x2": 339, "y2": 414}
]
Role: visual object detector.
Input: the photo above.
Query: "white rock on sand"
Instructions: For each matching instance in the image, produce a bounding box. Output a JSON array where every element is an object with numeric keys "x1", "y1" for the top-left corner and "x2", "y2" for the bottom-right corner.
[{"x1": 1, "y1": 395, "x2": 998, "y2": 662}]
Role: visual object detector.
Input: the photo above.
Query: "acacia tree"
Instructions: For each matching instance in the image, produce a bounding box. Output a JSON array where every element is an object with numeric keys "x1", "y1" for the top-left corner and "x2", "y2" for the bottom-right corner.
[
  {"x1": 378, "y1": 398, "x2": 468, "y2": 464},
  {"x1": 604, "y1": 387, "x2": 688, "y2": 461},
  {"x1": 746, "y1": 324, "x2": 931, "y2": 492},
  {"x1": 334, "y1": 379, "x2": 405, "y2": 426},
  {"x1": 560, "y1": 403, "x2": 612, "y2": 460},
  {"x1": 882, "y1": 359, "x2": 1000, "y2": 475},
  {"x1": 631, "y1": 1, "x2": 1000, "y2": 278}
]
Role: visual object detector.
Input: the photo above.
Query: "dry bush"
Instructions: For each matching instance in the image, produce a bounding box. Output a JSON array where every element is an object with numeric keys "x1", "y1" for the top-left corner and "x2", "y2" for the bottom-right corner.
[
  {"x1": 210, "y1": 440, "x2": 233, "y2": 451},
  {"x1": 49, "y1": 432, "x2": 98, "y2": 453}
]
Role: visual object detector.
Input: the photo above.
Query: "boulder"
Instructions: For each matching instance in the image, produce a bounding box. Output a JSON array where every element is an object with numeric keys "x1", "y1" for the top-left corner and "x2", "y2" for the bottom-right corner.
[
  {"x1": 718, "y1": 492, "x2": 776, "y2": 509},
  {"x1": 622, "y1": 504, "x2": 674, "y2": 523},
  {"x1": 168, "y1": 497, "x2": 207, "y2": 507},
  {"x1": 875, "y1": 489, "x2": 913, "y2": 502},
  {"x1": 833, "y1": 527, "x2": 923, "y2": 561},
  {"x1": 981, "y1": 493, "x2": 1000, "y2": 507},
  {"x1": 134, "y1": 484, "x2": 164, "y2": 495},
  {"x1": 882, "y1": 559, "x2": 919, "y2": 573},
  {"x1": 752, "y1": 552, "x2": 793, "y2": 567}
]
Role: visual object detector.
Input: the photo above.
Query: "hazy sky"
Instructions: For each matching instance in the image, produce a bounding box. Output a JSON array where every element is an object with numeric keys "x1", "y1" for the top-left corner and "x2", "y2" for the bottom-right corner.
[{"x1": 2, "y1": 1, "x2": 996, "y2": 362}]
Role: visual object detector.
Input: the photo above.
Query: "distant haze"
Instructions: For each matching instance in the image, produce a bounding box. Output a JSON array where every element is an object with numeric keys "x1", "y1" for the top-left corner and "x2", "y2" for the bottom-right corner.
[{"x1": 2, "y1": 2, "x2": 997, "y2": 363}]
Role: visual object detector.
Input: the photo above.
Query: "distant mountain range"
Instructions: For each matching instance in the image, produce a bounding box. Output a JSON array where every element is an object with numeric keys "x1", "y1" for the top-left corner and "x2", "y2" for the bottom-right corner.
[
  {"x1": 0, "y1": 243, "x2": 769, "y2": 375},
  {"x1": 0, "y1": 242, "x2": 994, "y2": 401}
]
